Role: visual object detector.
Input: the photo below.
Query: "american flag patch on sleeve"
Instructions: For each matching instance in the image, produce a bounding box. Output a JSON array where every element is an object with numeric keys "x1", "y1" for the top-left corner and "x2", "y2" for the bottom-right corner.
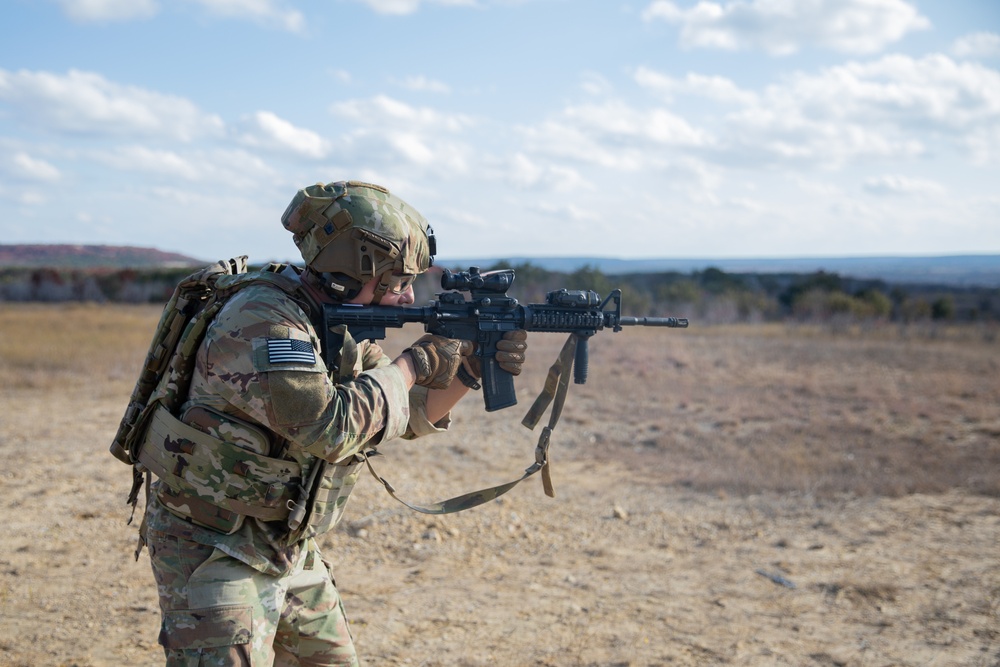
[{"x1": 266, "y1": 338, "x2": 317, "y2": 365}]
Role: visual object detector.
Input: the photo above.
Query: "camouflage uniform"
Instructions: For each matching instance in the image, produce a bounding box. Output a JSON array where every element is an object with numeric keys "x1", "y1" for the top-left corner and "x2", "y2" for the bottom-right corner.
[{"x1": 145, "y1": 265, "x2": 448, "y2": 665}]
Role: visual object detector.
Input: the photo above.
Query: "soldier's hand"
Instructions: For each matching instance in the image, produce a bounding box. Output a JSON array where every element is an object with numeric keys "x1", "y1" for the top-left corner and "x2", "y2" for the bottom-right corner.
[
  {"x1": 465, "y1": 329, "x2": 529, "y2": 378},
  {"x1": 404, "y1": 334, "x2": 473, "y2": 390}
]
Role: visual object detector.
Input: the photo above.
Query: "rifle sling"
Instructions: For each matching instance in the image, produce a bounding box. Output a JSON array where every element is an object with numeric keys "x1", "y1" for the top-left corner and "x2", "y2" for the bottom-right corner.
[
  {"x1": 362, "y1": 333, "x2": 579, "y2": 514},
  {"x1": 523, "y1": 333, "x2": 578, "y2": 498}
]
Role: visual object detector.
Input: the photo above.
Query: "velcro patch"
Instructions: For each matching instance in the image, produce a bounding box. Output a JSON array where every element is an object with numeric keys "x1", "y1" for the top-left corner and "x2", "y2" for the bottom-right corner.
[{"x1": 266, "y1": 338, "x2": 316, "y2": 365}]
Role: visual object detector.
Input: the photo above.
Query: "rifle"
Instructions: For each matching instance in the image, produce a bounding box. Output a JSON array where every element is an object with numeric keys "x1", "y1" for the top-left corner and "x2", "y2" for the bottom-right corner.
[{"x1": 323, "y1": 266, "x2": 688, "y2": 412}]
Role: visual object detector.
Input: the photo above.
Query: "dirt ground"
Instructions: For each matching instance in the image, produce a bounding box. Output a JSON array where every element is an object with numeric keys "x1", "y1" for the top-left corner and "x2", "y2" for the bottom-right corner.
[{"x1": 0, "y1": 307, "x2": 998, "y2": 666}]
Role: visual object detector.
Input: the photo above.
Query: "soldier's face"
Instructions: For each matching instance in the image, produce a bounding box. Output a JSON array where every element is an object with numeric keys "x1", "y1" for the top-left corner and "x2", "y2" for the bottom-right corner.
[
  {"x1": 346, "y1": 278, "x2": 415, "y2": 306},
  {"x1": 379, "y1": 285, "x2": 414, "y2": 306}
]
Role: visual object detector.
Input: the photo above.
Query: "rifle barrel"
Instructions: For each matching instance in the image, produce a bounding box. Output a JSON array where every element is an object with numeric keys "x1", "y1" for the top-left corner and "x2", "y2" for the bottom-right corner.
[{"x1": 618, "y1": 316, "x2": 689, "y2": 328}]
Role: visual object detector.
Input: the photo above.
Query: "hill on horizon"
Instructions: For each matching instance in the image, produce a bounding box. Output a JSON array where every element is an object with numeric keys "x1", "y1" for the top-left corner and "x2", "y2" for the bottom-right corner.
[
  {"x1": 0, "y1": 244, "x2": 202, "y2": 269},
  {"x1": 441, "y1": 254, "x2": 1000, "y2": 288},
  {"x1": 3, "y1": 244, "x2": 1000, "y2": 288}
]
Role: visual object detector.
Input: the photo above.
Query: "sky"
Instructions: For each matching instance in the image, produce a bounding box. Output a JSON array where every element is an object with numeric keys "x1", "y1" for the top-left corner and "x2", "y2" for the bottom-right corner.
[{"x1": 0, "y1": 0, "x2": 998, "y2": 264}]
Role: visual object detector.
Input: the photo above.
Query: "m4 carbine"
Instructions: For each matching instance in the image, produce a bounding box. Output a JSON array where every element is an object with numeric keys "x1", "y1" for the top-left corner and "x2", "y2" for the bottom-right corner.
[{"x1": 323, "y1": 266, "x2": 688, "y2": 412}]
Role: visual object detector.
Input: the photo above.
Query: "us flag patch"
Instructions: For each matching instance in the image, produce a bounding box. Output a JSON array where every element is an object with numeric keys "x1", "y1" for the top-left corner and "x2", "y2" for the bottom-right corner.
[{"x1": 266, "y1": 338, "x2": 316, "y2": 365}]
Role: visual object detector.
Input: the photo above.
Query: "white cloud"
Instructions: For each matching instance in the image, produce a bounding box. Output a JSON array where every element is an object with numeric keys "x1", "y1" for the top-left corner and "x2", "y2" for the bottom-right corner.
[
  {"x1": 94, "y1": 145, "x2": 276, "y2": 187},
  {"x1": 788, "y1": 54, "x2": 1000, "y2": 131},
  {"x1": 330, "y1": 69, "x2": 353, "y2": 84},
  {"x1": 563, "y1": 101, "x2": 711, "y2": 146},
  {"x1": 0, "y1": 69, "x2": 225, "y2": 141},
  {"x1": 184, "y1": 0, "x2": 304, "y2": 32},
  {"x1": 528, "y1": 200, "x2": 602, "y2": 223},
  {"x1": 9, "y1": 152, "x2": 61, "y2": 181},
  {"x1": 519, "y1": 118, "x2": 718, "y2": 183},
  {"x1": 397, "y1": 76, "x2": 451, "y2": 94},
  {"x1": 953, "y1": 32, "x2": 1000, "y2": 59},
  {"x1": 95, "y1": 146, "x2": 202, "y2": 180},
  {"x1": 54, "y1": 0, "x2": 302, "y2": 30},
  {"x1": 387, "y1": 134, "x2": 437, "y2": 164},
  {"x1": 634, "y1": 67, "x2": 758, "y2": 105},
  {"x1": 642, "y1": 0, "x2": 930, "y2": 55},
  {"x1": 236, "y1": 111, "x2": 331, "y2": 159},
  {"x1": 503, "y1": 153, "x2": 588, "y2": 192},
  {"x1": 55, "y1": 0, "x2": 159, "y2": 22},
  {"x1": 352, "y1": 0, "x2": 476, "y2": 16},
  {"x1": 723, "y1": 54, "x2": 1000, "y2": 166},
  {"x1": 331, "y1": 95, "x2": 474, "y2": 132},
  {"x1": 515, "y1": 99, "x2": 713, "y2": 176},
  {"x1": 329, "y1": 97, "x2": 475, "y2": 174},
  {"x1": 20, "y1": 191, "x2": 46, "y2": 206},
  {"x1": 580, "y1": 72, "x2": 614, "y2": 97},
  {"x1": 520, "y1": 51, "x2": 1000, "y2": 186},
  {"x1": 863, "y1": 174, "x2": 946, "y2": 197}
]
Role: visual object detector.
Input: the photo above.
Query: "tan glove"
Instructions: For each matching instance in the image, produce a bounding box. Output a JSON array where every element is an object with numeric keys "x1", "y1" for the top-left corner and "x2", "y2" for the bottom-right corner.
[
  {"x1": 404, "y1": 334, "x2": 474, "y2": 390},
  {"x1": 465, "y1": 329, "x2": 529, "y2": 378}
]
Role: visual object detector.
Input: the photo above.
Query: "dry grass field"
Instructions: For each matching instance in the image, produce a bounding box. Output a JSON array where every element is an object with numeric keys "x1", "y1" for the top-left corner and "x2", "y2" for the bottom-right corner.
[{"x1": 1, "y1": 303, "x2": 998, "y2": 666}]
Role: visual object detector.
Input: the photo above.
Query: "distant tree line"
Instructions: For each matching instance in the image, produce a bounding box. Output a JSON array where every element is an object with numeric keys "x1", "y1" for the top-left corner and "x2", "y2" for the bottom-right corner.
[{"x1": 2, "y1": 262, "x2": 998, "y2": 325}]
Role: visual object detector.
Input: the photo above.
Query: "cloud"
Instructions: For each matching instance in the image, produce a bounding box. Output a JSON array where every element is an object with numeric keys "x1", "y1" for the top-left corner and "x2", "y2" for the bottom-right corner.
[
  {"x1": 329, "y1": 96, "x2": 476, "y2": 173},
  {"x1": 95, "y1": 145, "x2": 202, "y2": 180},
  {"x1": 94, "y1": 145, "x2": 276, "y2": 188},
  {"x1": 235, "y1": 111, "x2": 331, "y2": 159},
  {"x1": 53, "y1": 0, "x2": 302, "y2": 30},
  {"x1": 519, "y1": 51, "x2": 1000, "y2": 185},
  {"x1": 501, "y1": 153, "x2": 588, "y2": 192},
  {"x1": 517, "y1": 99, "x2": 713, "y2": 174},
  {"x1": 330, "y1": 69, "x2": 353, "y2": 84},
  {"x1": 863, "y1": 174, "x2": 947, "y2": 197},
  {"x1": 331, "y1": 95, "x2": 474, "y2": 132},
  {"x1": 780, "y1": 54, "x2": 999, "y2": 134},
  {"x1": 563, "y1": 101, "x2": 711, "y2": 146},
  {"x1": 55, "y1": 0, "x2": 159, "y2": 22},
  {"x1": 0, "y1": 69, "x2": 225, "y2": 141},
  {"x1": 724, "y1": 54, "x2": 1000, "y2": 166},
  {"x1": 580, "y1": 72, "x2": 614, "y2": 97},
  {"x1": 351, "y1": 0, "x2": 476, "y2": 16},
  {"x1": 397, "y1": 76, "x2": 451, "y2": 94},
  {"x1": 642, "y1": 0, "x2": 930, "y2": 55},
  {"x1": 6, "y1": 152, "x2": 62, "y2": 181},
  {"x1": 953, "y1": 32, "x2": 1000, "y2": 59},
  {"x1": 634, "y1": 67, "x2": 758, "y2": 105},
  {"x1": 185, "y1": 0, "x2": 304, "y2": 32}
]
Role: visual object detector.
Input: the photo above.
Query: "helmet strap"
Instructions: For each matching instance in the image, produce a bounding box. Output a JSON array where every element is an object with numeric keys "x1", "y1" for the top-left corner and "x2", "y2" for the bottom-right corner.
[{"x1": 371, "y1": 271, "x2": 392, "y2": 303}]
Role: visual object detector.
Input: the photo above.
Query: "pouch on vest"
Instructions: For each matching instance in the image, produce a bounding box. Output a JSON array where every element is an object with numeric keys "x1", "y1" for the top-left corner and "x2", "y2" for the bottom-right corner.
[
  {"x1": 140, "y1": 403, "x2": 302, "y2": 534},
  {"x1": 293, "y1": 456, "x2": 365, "y2": 543}
]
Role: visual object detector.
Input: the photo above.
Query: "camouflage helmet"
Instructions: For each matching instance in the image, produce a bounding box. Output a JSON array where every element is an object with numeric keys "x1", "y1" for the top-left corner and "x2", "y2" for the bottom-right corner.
[{"x1": 281, "y1": 180, "x2": 436, "y2": 300}]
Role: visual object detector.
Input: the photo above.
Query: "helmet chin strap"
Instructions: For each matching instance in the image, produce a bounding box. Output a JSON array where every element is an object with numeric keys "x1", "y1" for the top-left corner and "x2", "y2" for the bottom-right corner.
[{"x1": 371, "y1": 271, "x2": 393, "y2": 303}]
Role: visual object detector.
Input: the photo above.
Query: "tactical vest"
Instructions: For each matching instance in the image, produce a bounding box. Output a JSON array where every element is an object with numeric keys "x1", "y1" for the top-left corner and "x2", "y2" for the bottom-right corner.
[{"x1": 112, "y1": 258, "x2": 363, "y2": 547}]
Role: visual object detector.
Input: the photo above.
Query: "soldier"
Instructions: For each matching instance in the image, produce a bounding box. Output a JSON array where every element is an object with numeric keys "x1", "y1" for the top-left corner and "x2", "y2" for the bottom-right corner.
[{"x1": 140, "y1": 181, "x2": 528, "y2": 665}]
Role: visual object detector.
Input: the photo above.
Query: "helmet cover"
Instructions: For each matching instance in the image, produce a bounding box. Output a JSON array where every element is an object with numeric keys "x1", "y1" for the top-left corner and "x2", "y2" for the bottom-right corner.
[{"x1": 281, "y1": 181, "x2": 435, "y2": 293}]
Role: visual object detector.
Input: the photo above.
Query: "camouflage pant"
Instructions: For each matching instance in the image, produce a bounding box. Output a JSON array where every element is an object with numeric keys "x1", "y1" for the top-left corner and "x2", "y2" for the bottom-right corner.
[{"x1": 147, "y1": 529, "x2": 358, "y2": 666}]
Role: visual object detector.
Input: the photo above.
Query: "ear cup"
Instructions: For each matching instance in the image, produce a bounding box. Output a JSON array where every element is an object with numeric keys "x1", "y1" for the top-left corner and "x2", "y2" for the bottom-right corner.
[{"x1": 322, "y1": 272, "x2": 363, "y2": 300}]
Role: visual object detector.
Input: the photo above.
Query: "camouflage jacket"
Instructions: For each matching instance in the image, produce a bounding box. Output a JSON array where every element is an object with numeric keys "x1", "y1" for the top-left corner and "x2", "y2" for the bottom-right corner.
[{"x1": 145, "y1": 269, "x2": 448, "y2": 575}]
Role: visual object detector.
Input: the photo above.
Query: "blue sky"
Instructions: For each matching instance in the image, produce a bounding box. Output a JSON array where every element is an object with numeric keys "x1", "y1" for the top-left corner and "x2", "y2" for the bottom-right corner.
[{"x1": 1, "y1": 0, "x2": 998, "y2": 264}]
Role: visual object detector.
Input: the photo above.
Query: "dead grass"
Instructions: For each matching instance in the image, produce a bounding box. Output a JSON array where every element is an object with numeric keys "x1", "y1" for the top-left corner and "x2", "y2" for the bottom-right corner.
[
  {"x1": 1, "y1": 304, "x2": 999, "y2": 666},
  {"x1": 0, "y1": 303, "x2": 160, "y2": 393},
  {"x1": 542, "y1": 322, "x2": 1000, "y2": 499},
  {"x1": 1, "y1": 304, "x2": 997, "y2": 498}
]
